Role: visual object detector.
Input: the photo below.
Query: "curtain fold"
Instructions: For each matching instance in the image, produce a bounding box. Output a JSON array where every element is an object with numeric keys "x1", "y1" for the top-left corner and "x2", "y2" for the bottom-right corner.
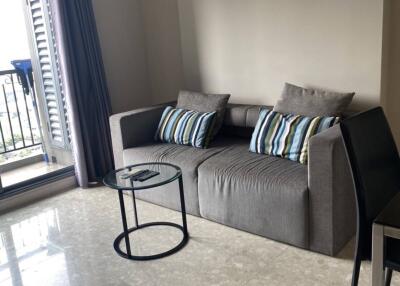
[{"x1": 50, "y1": 0, "x2": 114, "y2": 187}]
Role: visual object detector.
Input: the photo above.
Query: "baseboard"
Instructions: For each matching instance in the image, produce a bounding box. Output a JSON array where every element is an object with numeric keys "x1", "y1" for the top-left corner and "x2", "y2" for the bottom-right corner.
[{"x1": 0, "y1": 175, "x2": 77, "y2": 215}]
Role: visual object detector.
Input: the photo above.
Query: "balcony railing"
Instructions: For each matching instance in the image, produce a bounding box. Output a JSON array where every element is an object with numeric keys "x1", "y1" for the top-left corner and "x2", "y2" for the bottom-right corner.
[{"x1": 0, "y1": 69, "x2": 42, "y2": 158}]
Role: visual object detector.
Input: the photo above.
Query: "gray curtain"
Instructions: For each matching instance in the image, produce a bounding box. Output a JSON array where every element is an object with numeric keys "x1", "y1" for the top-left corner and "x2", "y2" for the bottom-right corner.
[{"x1": 50, "y1": 0, "x2": 114, "y2": 187}]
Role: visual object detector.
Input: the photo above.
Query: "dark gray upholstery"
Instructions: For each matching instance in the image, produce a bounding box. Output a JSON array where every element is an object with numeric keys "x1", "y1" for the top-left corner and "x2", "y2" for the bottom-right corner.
[
  {"x1": 223, "y1": 104, "x2": 269, "y2": 128},
  {"x1": 273, "y1": 82, "x2": 355, "y2": 117},
  {"x1": 109, "y1": 103, "x2": 356, "y2": 256},
  {"x1": 176, "y1": 90, "x2": 230, "y2": 137},
  {"x1": 308, "y1": 125, "x2": 356, "y2": 255},
  {"x1": 220, "y1": 104, "x2": 271, "y2": 138},
  {"x1": 109, "y1": 104, "x2": 169, "y2": 169},
  {"x1": 198, "y1": 139, "x2": 309, "y2": 248},
  {"x1": 122, "y1": 138, "x2": 231, "y2": 216}
]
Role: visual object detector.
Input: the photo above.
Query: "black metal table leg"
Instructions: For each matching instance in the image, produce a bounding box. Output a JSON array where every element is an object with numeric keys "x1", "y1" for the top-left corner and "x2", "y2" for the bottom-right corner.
[
  {"x1": 117, "y1": 189, "x2": 131, "y2": 256},
  {"x1": 131, "y1": 188, "x2": 139, "y2": 227},
  {"x1": 130, "y1": 177, "x2": 139, "y2": 227},
  {"x1": 178, "y1": 176, "x2": 188, "y2": 235}
]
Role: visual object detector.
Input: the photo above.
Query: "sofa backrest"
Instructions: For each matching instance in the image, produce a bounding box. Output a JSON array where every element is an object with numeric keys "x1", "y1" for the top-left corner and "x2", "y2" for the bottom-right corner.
[
  {"x1": 221, "y1": 103, "x2": 357, "y2": 138},
  {"x1": 221, "y1": 103, "x2": 272, "y2": 138}
]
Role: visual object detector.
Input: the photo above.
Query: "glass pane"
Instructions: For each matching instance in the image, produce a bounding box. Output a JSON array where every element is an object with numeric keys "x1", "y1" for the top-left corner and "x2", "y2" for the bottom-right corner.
[{"x1": 0, "y1": 0, "x2": 74, "y2": 191}]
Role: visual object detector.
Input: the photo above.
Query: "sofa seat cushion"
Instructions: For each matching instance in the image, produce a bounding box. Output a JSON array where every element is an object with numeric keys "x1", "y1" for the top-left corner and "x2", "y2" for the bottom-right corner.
[
  {"x1": 198, "y1": 140, "x2": 309, "y2": 248},
  {"x1": 122, "y1": 138, "x2": 231, "y2": 215}
]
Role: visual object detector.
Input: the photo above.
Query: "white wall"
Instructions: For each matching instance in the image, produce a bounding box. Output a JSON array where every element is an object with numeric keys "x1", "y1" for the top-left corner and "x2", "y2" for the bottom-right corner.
[
  {"x1": 140, "y1": 0, "x2": 184, "y2": 104},
  {"x1": 177, "y1": 0, "x2": 384, "y2": 110},
  {"x1": 92, "y1": 0, "x2": 386, "y2": 112},
  {"x1": 381, "y1": 0, "x2": 400, "y2": 146},
  {"x1": 92, "y1": 0, "x2": 151, "y2": 114}
]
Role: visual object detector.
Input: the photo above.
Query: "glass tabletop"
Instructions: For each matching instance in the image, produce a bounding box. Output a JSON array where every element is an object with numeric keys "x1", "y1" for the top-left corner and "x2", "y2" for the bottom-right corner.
[{"x1": 103, "y1": 162, "x2": 181, "y2": 191}]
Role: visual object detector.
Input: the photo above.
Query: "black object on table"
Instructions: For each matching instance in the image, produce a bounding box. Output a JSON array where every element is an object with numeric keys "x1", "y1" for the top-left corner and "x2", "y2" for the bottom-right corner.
[{"x1": 103, "y1": 162, "x2": 189, "y2": 261}]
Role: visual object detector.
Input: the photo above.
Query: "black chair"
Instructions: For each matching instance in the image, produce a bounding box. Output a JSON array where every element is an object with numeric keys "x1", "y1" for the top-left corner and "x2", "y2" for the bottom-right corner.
[{"x1": 340, "y1": 107, "x2": 400, "y2": 286}]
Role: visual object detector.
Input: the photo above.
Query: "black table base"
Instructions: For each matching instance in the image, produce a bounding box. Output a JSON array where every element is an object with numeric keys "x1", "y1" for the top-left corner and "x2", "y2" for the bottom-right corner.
[
  {"x1": 114, "y1": 176, "x2": 188, "y2": 261},
  {"x1": 114, "y1": 221, "x2": 189, "y2": 261}
]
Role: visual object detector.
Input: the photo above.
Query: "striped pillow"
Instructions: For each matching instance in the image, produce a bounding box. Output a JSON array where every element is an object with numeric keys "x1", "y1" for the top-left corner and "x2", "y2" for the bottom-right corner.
[
  {"x1": 249, "y1": 109, "x2": 339, "y2": 164},
  {"x1": 155, "y1": 106, "x2": 216, "y2": 148}
]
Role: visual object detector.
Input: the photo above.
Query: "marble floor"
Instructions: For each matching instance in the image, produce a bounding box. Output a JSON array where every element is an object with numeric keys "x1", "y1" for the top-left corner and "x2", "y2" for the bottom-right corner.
[{"x1": 0, "y1": 187, "x2": 399, "y2": 286}]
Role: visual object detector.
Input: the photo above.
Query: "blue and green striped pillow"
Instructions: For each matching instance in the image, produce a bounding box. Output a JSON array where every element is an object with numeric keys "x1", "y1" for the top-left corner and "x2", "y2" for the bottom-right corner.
[
  {"x1": 155, "y1": 106, "x2": 216, "y2": 148},
  {"x1": 249, "y1": 109, "x2": 339, "y2": 164}
]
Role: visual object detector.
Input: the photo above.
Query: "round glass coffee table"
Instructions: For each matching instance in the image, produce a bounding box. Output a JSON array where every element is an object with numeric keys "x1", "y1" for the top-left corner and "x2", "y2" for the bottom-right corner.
[{"x1": 103, "y1": 162, "x2": 189, "y2": 260}]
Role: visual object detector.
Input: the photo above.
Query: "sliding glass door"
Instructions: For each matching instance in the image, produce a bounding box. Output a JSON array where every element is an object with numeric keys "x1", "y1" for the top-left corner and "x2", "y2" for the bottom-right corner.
[{"x1": 0, "y1": 0, "x2": 74, "y2": 196}]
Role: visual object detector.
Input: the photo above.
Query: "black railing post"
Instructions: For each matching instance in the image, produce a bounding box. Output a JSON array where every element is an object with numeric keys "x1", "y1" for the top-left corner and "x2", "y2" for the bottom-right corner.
[
  {"x1": 2, "y1": 84, "x2": 16, "y2": 150},
  {"x1": 10, "y1": 74, "x2": 26, "y2": 147},
  {"x1": 0, "y1": 69, "x2": 42, "y2": 155},
  {"x1": 22, "y1": 83, "x2": 35, "y2": 145},
  {"x1": 0, "y1": 121, "x2": 5, "y2": 153}
]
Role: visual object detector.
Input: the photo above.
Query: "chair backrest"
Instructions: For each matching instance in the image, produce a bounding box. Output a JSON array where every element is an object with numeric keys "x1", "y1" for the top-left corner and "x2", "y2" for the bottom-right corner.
[{"x1": 340, "y1": 107, "x2": 400, "y2": 259}]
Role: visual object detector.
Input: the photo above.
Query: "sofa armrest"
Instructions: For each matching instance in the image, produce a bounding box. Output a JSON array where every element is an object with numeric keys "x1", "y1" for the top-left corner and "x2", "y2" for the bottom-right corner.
[
  {"x1": 308, "y1": 124, "x2": 356, "y2": 256},
  {"x1": 109, "y1": 104, "x2": 168, "y2": 169}
]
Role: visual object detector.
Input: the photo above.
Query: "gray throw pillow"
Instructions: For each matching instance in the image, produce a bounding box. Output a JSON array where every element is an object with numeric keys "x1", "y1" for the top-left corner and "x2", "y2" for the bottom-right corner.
[
  {"x1": 176, "y1": 90, "x2": 230, "y2": 137},
  {"x1": 273, "y1": 83, "x2": 355, "y2": 117}
]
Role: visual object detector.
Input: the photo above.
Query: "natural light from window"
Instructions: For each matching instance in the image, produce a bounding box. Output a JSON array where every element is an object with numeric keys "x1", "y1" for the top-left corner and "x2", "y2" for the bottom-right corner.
[{"x1": 0, "y1": 0, "x2": 31, "y2": 70}]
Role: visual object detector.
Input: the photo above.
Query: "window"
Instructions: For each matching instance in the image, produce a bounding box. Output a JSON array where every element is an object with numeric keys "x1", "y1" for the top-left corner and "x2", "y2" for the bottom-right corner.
[{"x1": 0, "y1": 0, "x2": 74, "y2": 192}]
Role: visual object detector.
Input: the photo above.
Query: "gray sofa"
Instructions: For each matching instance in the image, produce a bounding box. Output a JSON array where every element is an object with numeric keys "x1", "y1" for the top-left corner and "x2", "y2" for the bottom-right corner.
[{"x1": 109, "y1": 103, "x2": 356, "y2": 256}]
